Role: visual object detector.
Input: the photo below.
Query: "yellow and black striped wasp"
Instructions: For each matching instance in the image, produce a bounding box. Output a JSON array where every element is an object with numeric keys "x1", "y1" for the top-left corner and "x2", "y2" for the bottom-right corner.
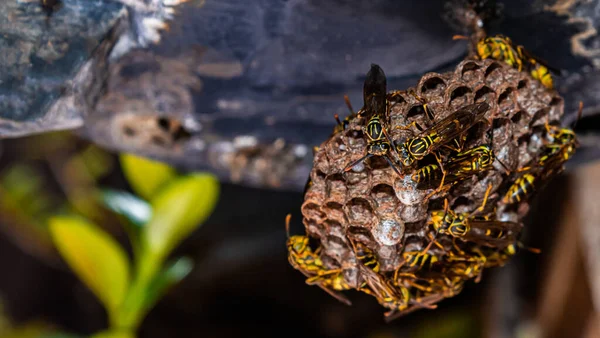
[
  {"x1": 517, "y1": 43, "x2": 560, "y2": 90},
  {"x1": 380, "y1": 285, "x2": 445, "y2": 323},
  {"x1": 285, "y1": 215, "x2": 352, "y2": 305},
  {"x1": 455, "y1": 34, "x2": 559, "y2": 89},
  {"x1": 347, "y1": 238, "x2": 439, "y2": 319},
  {"x1": 501, "y1": 172, "x2": 537, "y2": 205},
  {"x1": 503, "y1": 103, "x2": 580, "y2": 205},
  {"x1": 412, "y1": 132, "x2": 506, "y2": 193},
  {"x1": 348, "y1": 238, "x2": 398, "y2": 297},
  {"x1": 395, "y1": 271, "x2": 464, "y2": 299},
  {"x1": 425, "y1": 185, "x2": 523, "y2": 250},
  {"x1": 398, "y1": 250, "x2": 440, "y2": 271},
  {"x1": 395, "y1": 102, "x2": 490, "y2": 169},
  {"x1": 344, "y1": 64, "x2": 403, "y2": 176}
]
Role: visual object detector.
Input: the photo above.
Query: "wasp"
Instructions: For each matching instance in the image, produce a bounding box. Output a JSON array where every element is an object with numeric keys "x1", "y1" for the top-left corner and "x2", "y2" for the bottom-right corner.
[
  {"x1": 398, "y1": 273, "x2": 464, "y2": 298},
  {"x1": 446, "y1": 248, "x2": 490, "y2": 282},
  {"x1": 503, "y1": 108, "x2": 580, "y2": 205},
  {"x1": 501, "y1": 172, "x2": 537, "y2": 205},
  {"x1": 285, "y1": 215, "x2": 352, "y2": 305},
  {"x1": 347, "y1": 238, "x2": 437, "y2": 319},
  {"x1": 455, "y1": 34, "x2": 559, "y2": 89},
  {"x1": 529, "y1": 59, "x2": 554, "y2": 89},
  {"x1": 538, "y1": 121, "x2": 578, "y2": 176},
  {"x1": 519, "y1": 46, "x2": 561, "y2": 90},
  {"x1": 370, "y1": 278, "x2": 441, "y2": 322},
  {"x1": 475, "y1": 35, "x2": 525, "y2": 70},
  {"x1": 344, "y1": 64, "x2": 403, "y2": 176},
  {"x1": 348, "y1": 238, "x2": 399, "y2": 299},
  {"x1": 412, "y1": 127, "x2": 507, "y2": 195},
  {"x1": 412, "y1": 144, "x2": 495, "y2": 191},
  {"x1": 427, "y1": 185, "x2": 523, "y2": 249},
  {"x1": 382, "y1": 286, "x2": 448, "y2": 322},
  {"x1": 305, "y1": 269, "x2": 352, "y2": 296},
  {"x1": 399, "y1": 250, "x2": 440, "y2": 271},
  {"x1": 395, "y1": 102, "x2": 490, "y2": 168},
  {"x1": 430, "y1": 206, "x2": 522, "y2": 248}
]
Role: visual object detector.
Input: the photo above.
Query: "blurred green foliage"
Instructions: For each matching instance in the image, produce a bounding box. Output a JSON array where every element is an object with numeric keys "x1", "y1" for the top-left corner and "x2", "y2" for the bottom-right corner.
[
  {"x1": 39, "y1": 151, "x2": 220, "y2": 337},
  {"x1": 0, "y1": 132, "x2": 115, "y2": 263}
]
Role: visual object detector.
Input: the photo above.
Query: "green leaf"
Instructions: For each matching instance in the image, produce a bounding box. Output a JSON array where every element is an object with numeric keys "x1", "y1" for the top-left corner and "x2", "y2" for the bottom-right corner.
[
  {"x1": 119, "y1": 154, "x2": 177, "y2": 200},
  {"x1": 99, "y1": 189, "x2": 152, "y2": 227},
  {"x1": 49, "y1": 216, "x2": 130, "y2": 321},
  {"x1": 143, "y1": 173, "x2": 219, "y2": 260},
  {"x1": 143, "y1": 257, "x2": 193, "y2": 312}
]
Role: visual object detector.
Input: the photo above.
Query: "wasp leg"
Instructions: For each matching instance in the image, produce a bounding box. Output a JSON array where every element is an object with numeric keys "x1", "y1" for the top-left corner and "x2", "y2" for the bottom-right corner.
[
  {"x1": 478, "y1": 183, "x2": 493, "y2": 212},
  {"x1": 424, "y1": 152, "x2": 448, "y2": 200},
  {"x1": 344, "y1": 153, "x2": 373, "y2": 172},
  {"x1": 394, "y1": 120, "x2": 423, "y2": 132}
]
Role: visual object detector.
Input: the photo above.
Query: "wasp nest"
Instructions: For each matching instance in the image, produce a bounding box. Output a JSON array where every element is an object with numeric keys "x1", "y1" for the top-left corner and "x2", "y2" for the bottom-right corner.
[{"x1": 299, "y1": 57, "x2": 568, "y2": 318}]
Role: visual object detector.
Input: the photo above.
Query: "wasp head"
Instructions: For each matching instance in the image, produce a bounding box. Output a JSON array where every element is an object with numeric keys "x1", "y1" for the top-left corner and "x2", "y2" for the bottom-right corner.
[{"x1": 448, "y1": 214, "x2": 469, "y2": 237}]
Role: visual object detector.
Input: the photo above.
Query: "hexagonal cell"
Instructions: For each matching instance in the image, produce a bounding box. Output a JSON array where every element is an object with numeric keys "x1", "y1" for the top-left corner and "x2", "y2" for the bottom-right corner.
[
  {"x1": 474, "y1": 85, "x2": 496, "y2": 104},
  {"x1": 324, "y1": 201, "x2": 346, "y2": 224},
  {"x1": 301, "y1": 201, "x2": 326, "y2": 224},
  {"x1": 323, "y1": 219, "x2": 346, "y2": 239},
  {"x1": 448, "y1": 85, "x2": 473, "y2": 110},
  {"x1": 529, "y1": 107, "x2": 551, "y2": 128},
  {"x1": 344, "y1": 197, "x2": 375, "y2": 228},
  {"x1": 497, "y1": 87, "x2": 515, "y2": 107},
  {"x1": 396, "y1": 202, "x2": 428, "y2": 223},
  {"x1": 326, "y1": 173, "x2": 348, "y2": 202},
  {"x1": 458, "y1": 61, "x2": 483, "y2": 82},
  {"x1": 371, "y1": 183, "x2": 397, "y2": 205},
  {"x1": 484, "y1": 61, "x2": 504, "y2": 83},
  {"x1": 517, "y1": 79, "x2": 529, "y2": 91},
  {"x1": 418, "y1": 74, "x2": 447, "y2": 98},
  {"x1": 326, "y1": 135, "x2": 350, "y2": 161}
]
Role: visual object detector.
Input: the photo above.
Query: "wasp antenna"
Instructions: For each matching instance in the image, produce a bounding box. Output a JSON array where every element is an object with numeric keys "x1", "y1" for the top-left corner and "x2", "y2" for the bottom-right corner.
[
  {"x1": 285, "y1": 214, "x2": 292, "y2": 239},
  {"x1": 344, "y1": 95, "x2": 355, "y2": 114},
  {"x1": 334, "y1": 113, "x2": 343, "y2": 126},
  {"x1": 572, "y1": 101, "x2": 584, "y2": 129},
  {"x1": 452, "y1": 34, "x2": 469, "y2": 41},
  {"x1": 517, "y1": 241, "x2": 541, "y2": 254}
]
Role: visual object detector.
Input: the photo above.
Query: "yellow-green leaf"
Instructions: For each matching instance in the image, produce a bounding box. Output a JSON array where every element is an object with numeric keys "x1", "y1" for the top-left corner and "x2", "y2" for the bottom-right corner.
[
  {"x1": 49, "y1": 216, "x2": 130, "y2": 318},
  {"x1": 119, "y1": 154, "x2": 177, "y2": 200},
  {"x1": 143, "y1": 174, "x2": 219, "y2": 260}
]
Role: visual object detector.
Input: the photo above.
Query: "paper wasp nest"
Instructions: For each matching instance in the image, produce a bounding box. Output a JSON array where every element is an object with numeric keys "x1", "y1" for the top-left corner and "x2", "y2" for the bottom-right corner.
[{"x1": 301, "y1": 58, "x2": 564, "y2": 309}]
